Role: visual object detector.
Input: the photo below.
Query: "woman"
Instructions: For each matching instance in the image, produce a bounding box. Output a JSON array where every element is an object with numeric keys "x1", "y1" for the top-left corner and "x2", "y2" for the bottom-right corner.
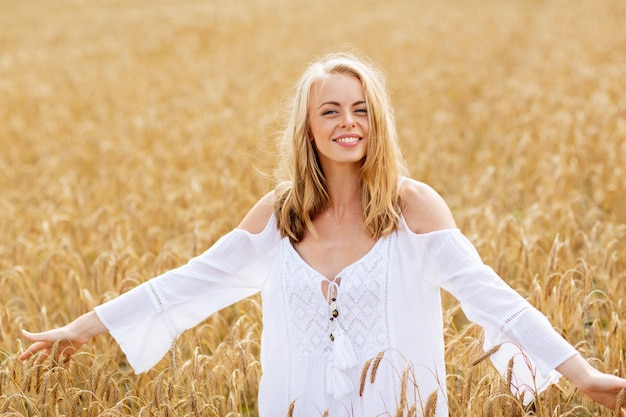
[{"x1": 20, "y1": 53, "x2": 626, "y2": 416}]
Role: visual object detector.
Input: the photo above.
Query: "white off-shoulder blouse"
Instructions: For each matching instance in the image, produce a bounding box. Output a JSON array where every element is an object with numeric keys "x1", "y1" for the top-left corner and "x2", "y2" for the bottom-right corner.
[{"x1": 94, "y1": 214, "x2": 578, "y2": 417}]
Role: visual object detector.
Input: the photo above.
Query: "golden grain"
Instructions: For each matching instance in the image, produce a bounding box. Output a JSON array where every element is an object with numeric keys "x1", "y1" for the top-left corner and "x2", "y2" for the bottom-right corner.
[
  {"x1": 34, "y1": 364, "x2": 42, "y2": 395},
  {"x1": 505, "y1": 356, "x2": 515, "y2": 391},
  {"x1": 20, "y1": 364, "x2": 32, "y2": 393},
  {"x1": 424, "y1": 390, "x2": 437, "y2": 417},
  {"x1": 89, "y1": 362, "x2": 101, "y2": 396},
  {"x1": 152, "y1": 371, "x2": 164, "y2": 408},
  {"x1": 0, "y1": 398, "x2": 10, "y2": 415},
  {"x1": 1, "y1": 0, "x2": 625, "y2": 415},
  {"x1": 39, "y1": 370, "x2": 49, "y2": 406},
  {"x1": 190, "y1": 381, "x2": 201, "y2": 417},
  {"x1": 484, "y1": 399, "x2": 494, "y2": 417},
  {"x1": 359, "y1": 358, "x2": 372, "y2": 397},
  {"x1": 399, "y1": 367, "x2": 409, "y2": 410},
  {"x1": 462, "y1": 367, "x2": 474, "y2": 406},
  {"x1": 471, "y1": 344, "x2": 502, "y2": 367},
  {"x1": 370, "y1": 351, "x2": 385, "y2": 385}
]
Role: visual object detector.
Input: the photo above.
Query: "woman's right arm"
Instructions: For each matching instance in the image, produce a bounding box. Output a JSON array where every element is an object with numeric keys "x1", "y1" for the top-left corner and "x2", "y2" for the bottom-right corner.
[{"x1": 19, "y1": 193, "x2": 274, "y2": 366}]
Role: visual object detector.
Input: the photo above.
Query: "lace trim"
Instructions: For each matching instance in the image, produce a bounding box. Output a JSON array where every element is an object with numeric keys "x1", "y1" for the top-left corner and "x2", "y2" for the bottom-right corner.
[
  {"x1": 279, "y1": 243, "x2": 294, "y2": 403},
  {"x1": 148, "y1": 282, "x2": 165, "y2": 311},
  {"x1": 147, "y1": 282, "x2": 180, "y2": 355},
  {"x1": 501, "y1": 306, "x2": 532, "y2": 331},
  {"x1": 383, "y1": 230, "x2": 397, "y2": 402}
]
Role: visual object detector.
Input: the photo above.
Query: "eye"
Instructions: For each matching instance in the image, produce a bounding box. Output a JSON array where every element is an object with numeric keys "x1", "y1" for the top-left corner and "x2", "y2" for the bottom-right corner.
[
  {"x1": 322, "y1": 109, "x2": 337, "y2": 116},
  {"x1": 355, "y1": 108, "x2": 368, "y2": 114}
]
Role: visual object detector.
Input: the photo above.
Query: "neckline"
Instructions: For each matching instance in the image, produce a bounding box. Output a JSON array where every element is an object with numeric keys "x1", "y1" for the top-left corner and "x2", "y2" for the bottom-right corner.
[{"x1": 285, "y1": 236, "x2": 386, "y2": 281}]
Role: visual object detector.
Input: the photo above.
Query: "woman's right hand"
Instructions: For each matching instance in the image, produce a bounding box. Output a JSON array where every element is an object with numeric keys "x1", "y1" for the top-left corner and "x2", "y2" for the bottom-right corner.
[{"x1": 19, "y1": 311, "x2": 108, "y2": 363}]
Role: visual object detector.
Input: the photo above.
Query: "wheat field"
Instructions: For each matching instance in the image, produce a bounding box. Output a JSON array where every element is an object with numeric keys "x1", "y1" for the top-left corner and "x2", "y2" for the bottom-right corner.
[{"x1": 1, "y1": 0, "x2": 625, "y2": 415}]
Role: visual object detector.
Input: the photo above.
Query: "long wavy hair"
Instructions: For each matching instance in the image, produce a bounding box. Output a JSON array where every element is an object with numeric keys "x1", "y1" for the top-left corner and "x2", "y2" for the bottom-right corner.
[{"x1": 274, "y1": 52, "x2": 407, "y2": 243}]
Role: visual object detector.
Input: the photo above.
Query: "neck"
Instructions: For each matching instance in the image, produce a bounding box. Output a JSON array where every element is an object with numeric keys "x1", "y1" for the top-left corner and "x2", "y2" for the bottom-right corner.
[{"x1": 322, "y1": 164, "x2": 362, "y2": 217}]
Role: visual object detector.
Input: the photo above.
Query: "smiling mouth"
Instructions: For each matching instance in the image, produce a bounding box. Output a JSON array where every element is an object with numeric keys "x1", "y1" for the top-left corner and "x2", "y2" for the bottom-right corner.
[{"x1": 333, "y1": 136, "x2": 362, "y2": 144}]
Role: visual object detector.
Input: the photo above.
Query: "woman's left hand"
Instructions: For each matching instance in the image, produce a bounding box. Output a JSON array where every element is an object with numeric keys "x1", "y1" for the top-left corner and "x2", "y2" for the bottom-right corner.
[
  {"x1": 557, "y1": 354, "x2": 626, "y2": 416},
  {"x1": 578, "y1": 371, "x2": 626, "y2": 416}
]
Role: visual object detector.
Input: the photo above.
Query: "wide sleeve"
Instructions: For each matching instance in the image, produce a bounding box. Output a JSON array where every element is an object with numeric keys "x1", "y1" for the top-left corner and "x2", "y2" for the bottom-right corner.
[
  {"x1": 94, "y1": 215, "x2": 281, "y2": 374},
  {"x1": 423, "y1": 229, "x2": 578, "y2": 401}
]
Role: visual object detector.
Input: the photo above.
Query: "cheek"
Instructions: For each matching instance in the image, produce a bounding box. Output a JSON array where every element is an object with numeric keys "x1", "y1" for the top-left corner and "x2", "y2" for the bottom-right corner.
[
  {"x1": 306, "y1": 120, "x2": 318, "y2": 142},
  {"x1": 362, "y1": 120, "x2": 371, "y2": 138},
  {"x1": 309, "y1": 119, "x2": 328, "y2": 140},
  {"x1": 307, "y1": 117, "x2": 317, "y2": 135}
]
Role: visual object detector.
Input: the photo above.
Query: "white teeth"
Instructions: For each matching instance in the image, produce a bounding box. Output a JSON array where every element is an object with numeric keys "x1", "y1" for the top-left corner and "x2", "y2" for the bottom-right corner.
[{"x1": 335, "y1": 136, "x2": 360, "y2": 143}]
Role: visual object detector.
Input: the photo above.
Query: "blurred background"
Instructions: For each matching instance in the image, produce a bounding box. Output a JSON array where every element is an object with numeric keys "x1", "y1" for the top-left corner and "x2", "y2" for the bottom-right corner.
[{"x1": 1, "y1": 0, "x2": 625, "y2": 415}]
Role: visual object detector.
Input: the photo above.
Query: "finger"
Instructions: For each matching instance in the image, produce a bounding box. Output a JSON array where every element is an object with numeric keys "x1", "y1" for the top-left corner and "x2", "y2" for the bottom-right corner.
[
  {"x1": 18, "y1": 341, "x2": 51, "y2": 361},
  {"x1": 21, "y1": 329, "x2": 40, "y2": 342},
  {"x1": 18, "y1": 347, "x2": 50, "y2": 362},
  {"x1": 21, "y1": 329, "x2": 57, "y2": 343},
  {"x1": 22, "y1": 329, "x2": 66, "y2": 347}
]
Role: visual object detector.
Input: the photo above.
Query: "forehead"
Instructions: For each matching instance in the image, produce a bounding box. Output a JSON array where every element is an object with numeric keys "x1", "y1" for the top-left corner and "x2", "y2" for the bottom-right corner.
[{"x1": 309, "y1": 73, "x2": 364, "y2": 105}]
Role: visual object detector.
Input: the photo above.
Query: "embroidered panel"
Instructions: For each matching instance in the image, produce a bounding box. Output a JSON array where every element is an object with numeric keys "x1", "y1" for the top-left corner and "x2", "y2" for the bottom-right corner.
[{"x1": 281, "y1": 239, "x2": 389, "y2": 358}]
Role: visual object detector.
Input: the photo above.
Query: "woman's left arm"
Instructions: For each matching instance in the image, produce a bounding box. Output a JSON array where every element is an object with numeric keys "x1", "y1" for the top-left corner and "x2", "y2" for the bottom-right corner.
[{"x1": 400, "y1": 178, "x2": 626, "y2": 415}]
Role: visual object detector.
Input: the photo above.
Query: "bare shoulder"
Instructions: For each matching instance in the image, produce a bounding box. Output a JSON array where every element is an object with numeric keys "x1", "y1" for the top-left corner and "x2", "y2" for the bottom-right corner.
[
  {"x1": 237, "y1": 190, "x2": 276, "y2": 234},
  {"x1": 400, "y1": 177, "x2": 457, "y2": 234}
]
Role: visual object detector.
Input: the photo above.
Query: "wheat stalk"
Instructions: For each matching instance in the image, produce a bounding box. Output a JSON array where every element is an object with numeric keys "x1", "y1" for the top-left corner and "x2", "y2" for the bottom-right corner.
[
  {"x1": 2, "y1": 0, "x2": 626, "y2": 415},
  {"x1": 370, "y1": 351, "x2": 385, "y2": 385}
]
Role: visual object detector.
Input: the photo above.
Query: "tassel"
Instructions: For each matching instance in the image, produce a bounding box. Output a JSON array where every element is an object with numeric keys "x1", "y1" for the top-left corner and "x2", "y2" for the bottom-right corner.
[
  {"x1": 326, "y1": 358, "x2": 355, "y2": 399},
  {"x1": 332, "y1": 330, "x2": 358, "y2": 370},
  {"x1": 325, "y1": 329, "x2": 358, "y2": 398}
]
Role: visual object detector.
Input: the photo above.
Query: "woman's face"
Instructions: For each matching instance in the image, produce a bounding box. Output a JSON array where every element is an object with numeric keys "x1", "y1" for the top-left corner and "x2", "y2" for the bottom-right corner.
[{"x1": 307, "y1": 73, "x2": 369, "y2": 170}]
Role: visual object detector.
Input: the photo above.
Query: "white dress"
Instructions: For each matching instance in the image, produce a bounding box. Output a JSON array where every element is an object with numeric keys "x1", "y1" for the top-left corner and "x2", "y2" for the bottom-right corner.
[{"x1": 94, "y1": 214, "x2": 578, "y2": 417}]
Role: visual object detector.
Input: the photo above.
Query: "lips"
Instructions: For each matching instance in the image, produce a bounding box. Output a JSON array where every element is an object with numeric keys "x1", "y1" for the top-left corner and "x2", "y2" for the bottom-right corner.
[{"x1": 333, "y1": 136, "x2": 362, "y2": 144}]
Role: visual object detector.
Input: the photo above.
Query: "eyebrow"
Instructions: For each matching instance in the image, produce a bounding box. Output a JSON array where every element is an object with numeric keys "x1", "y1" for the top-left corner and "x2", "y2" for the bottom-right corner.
[{"x1": 317, "y1": 100, "x2": 366, "y2": 110}]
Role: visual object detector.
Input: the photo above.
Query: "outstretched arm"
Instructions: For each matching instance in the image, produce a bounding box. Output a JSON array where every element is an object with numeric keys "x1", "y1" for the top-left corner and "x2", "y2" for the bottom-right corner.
[
  {"x1": 19, "y1": 191, "x2": 276, "y2": 369},
  {"x1": 19, "y1": 311, "x2": 108, "y2": 362},
  {"x1": 400, "y1": 178, "x2": 626, "y2": 416},
  {"x1": 557, "y1": 354, "x2": 626, "y2": 416}
]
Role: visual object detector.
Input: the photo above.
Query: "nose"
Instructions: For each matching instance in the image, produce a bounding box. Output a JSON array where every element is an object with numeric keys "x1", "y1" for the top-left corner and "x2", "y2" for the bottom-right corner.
[{"x1": 340, "y1": 113, "x2": 355, "y2": 127}]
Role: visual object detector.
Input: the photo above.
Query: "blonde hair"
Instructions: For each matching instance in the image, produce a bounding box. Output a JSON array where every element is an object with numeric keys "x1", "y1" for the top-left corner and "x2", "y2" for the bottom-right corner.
[{"x1": 275, "y1": 52, "x2": 407, "y2": 243}]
